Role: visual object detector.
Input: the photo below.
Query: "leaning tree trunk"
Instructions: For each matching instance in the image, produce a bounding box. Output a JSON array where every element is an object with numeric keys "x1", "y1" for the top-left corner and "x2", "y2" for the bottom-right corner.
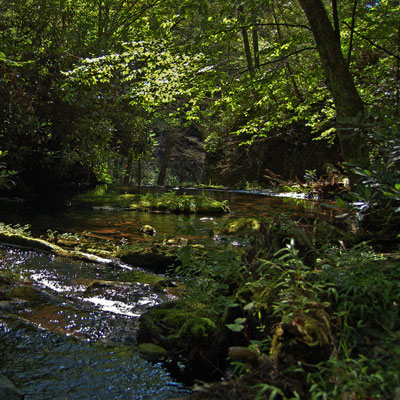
[{"x1": 298, "y1": 0, "x2": 367, "y2": 165}]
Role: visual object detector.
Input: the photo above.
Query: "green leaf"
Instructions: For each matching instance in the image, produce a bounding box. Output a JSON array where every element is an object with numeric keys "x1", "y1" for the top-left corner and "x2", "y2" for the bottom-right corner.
[
  {"x1": 226, "y1": 323, "x2": 244, "y2": 332},
  {"x1": 244, "y1": 301, "x2": 255, "y2": 311},
  {"x1": 138, "y1": 343, "x2": 169, "y2": 356}
]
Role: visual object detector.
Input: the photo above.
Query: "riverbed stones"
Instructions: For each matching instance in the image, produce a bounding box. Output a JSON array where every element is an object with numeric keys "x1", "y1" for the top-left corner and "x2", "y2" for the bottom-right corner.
[{"x1": 0, "y1": 374, "x2": 24, "y2": 400}]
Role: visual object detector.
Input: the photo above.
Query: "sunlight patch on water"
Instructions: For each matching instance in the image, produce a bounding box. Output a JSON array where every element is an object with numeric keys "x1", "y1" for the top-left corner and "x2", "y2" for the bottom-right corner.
[
  {"x1": 30, "y1": 272, "x2": 86, "y2": 293},
  {"x1": 83, "y1": 296, "x2": 142, "y2": 317}
]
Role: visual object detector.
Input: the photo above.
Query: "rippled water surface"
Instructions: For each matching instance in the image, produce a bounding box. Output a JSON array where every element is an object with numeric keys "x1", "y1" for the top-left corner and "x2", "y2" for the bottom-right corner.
[{"x1": 0, "y1": 247, "x2": 188, "y2": 399}]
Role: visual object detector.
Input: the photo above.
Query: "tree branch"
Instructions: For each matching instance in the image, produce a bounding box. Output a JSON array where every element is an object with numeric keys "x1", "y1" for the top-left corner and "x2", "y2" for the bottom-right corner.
[
  {"x1": 341, "y1": 19, "x2": 400, "y2": 61},
  {"x1": 238, "y1": 22, "x2": 312, "y2": 31},
  {"x1": 234, "y1": 47, "x2": 316, "y2": 76}
]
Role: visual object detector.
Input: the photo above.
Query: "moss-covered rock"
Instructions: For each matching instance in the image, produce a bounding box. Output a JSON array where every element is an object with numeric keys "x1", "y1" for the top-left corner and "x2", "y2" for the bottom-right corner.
[
  {"x1": 218, "y1": 218, "x2": 262, "y2": 236},
  {"x1": 139, "y1": 225, "x2": 156, "y2": 236},
  {"x1": 137, "y1": 300, "x2": 231, "y2": 381},
  {"x1": 117, "y1": 242, "x2": 180, "y2": 273},
  {"x1": 0, "y1": 231, "x2": 57, "y2": 253}
]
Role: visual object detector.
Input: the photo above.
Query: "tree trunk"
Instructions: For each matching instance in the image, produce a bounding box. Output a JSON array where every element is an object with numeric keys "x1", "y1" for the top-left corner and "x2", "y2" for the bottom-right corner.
[
  {"x1": 238, "y1": 5, "x2": 254, "y2": 76},
  {"x1": 137, "y1": 159, "x2": 142, "y2": 186},
  {"x1": 123, "y1": 155, "x2": 133, "y2": 185},
  {"x1": 347, "y1": 0, "x2": 359, "y2": 65},
  {"x1": 251, "y1": 3, "x2": 260, "y2": 69},
  {"x1": 331, "y1": 0, "x2": 341, "y2": 46},
  {"x1": 298, "y1": 0, "x2": 367, "y2": 164},
  {"x1": 396, "y1": 22, "x2": 400, "y2": 114},
  {"x1": 157, "y1": 130, "x2": 175, "y2": 186}
]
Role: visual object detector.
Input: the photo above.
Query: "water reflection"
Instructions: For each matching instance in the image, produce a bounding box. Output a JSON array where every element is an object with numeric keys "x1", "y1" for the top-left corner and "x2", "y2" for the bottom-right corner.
[{"x1": 0, "y1": 186, "x2": 338, "y2": 243}]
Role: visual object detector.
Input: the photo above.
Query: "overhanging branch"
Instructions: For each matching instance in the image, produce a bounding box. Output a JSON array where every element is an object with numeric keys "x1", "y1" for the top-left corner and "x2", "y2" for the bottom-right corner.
[
  {"x1": 342, "y1": 20, "x2": 400, "y2": 61},
  {"x1": 235, "y1": 46, "x2": 316, "y2": 76}
]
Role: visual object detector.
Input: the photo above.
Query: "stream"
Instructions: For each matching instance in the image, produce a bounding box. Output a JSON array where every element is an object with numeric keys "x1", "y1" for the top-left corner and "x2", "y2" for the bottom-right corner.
[{"x1": 0, "y1": 186, "x2": 338, "y2": 399}]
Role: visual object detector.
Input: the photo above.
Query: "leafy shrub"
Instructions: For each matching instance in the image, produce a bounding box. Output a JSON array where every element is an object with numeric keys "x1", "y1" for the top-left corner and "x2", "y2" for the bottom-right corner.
[
  {"x1": 0, "y1": 150, "x2": 17, "y2": 190},
  {"x1": 346, "y1": 121, "x2": 400, "y2": 234}
]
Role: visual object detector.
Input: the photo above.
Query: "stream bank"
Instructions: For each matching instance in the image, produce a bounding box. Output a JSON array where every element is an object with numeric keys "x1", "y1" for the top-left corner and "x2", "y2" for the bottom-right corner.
[{"x1": 3, "y1": 185, "x2": 381, "y2": 399}]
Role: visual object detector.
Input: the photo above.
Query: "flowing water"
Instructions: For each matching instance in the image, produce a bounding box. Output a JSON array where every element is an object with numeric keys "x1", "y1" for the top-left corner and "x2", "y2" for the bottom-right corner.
[
  {"x1": 0, "y1": 186, "x2": 339, "y2": 399},
  {"x1": 0, "y1": 246, "x2": 188, "y2": 399}
]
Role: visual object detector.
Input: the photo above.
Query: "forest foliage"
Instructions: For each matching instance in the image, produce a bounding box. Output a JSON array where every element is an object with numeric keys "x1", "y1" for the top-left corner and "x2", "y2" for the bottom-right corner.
[
  {"x1": 1, "y1": 2, "x2": 400, "y2": 398},
  {"x1": 0, "y1": 0, "x2": 399, "y2": 191}
]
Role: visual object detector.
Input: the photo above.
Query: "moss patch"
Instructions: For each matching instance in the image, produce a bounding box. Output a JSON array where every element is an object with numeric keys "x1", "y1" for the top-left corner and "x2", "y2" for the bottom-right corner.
[
  {"x1": 217, "y1": 217, "x2": 261, "y2": 236},
  {"x1": 72, "y1": 191, "x2": 230, "y2": 214}
]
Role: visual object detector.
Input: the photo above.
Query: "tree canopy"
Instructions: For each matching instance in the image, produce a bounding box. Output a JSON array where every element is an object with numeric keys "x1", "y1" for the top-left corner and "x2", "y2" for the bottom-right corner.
[{"x1": 0, "y1": 0, "x2": 399, "y2": 190}]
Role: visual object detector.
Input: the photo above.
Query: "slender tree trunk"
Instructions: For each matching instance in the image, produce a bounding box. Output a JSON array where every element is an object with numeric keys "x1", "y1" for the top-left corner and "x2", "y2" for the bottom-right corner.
[
  {"x1": 238, "y1": 5, "x2": 254, "y2": 76},
  {"x1": 251, "y1": 5, "x2": 260, "y2": 69},
  {"x1": 272, "y1": 3, "x2": 303, "y2": 102},
  {"x1": 347, "y1": 0, "x2": 359, "y2": 66},
  {"x1": 157, "y1": 130, "x2": 175, "y2": 186},
  {"x1": 298, "y1": 0, "x2": 367, "y2": 164},
  {"x1": 123, "y1": 155, "x2": 133, "y2": 185},
  {"x1": 331, "y1": 0, "x2": 341, "y2": 46},
  {"x1": 396, "y1": 22, "x2": 400, "y2": 115},
  {"x1": 137, "y1": 159, "x2": 142, "y2": 186}
]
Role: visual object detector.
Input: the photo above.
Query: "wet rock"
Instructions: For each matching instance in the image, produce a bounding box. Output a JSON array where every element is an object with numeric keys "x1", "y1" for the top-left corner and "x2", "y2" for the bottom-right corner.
[
  {"x1": 0, "y1": 374, "x2": 24, "y2": 400},
  {"x1": 163, "y1": 237, "x2": 189, "y2": 247},
  {"x1": 6, "y1": 285, "x2": 53, "y2": 303},
  {"x1": 228, "y1": 346, "x2": 259, "y2": 368},
  {"x1": 119, "y1": 250, "x2": 179, "y2": 273},
  {"x1": 85, "y1": 279, "x2": 135, "y2": 291},
  {"x1": 140, "y1": 225, "x2": 157, "y2": 236}
]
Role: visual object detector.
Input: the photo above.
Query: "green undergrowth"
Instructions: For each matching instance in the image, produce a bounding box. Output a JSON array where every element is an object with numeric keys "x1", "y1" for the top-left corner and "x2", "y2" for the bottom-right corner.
[
  {"x1": 72, "y1": 190, "x2": 230, "y2": 214},
  {"x1": 142, "y1": 217, "x2": 400, "y2": 399}
]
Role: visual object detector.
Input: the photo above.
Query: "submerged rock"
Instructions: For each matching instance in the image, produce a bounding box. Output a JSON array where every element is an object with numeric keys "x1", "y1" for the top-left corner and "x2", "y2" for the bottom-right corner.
[
  {"x1": 0, "y1": 374, "x2": 24, "y2": 400},
  {"x1": 0, "y1": 300, "x2": 14, "y2": 313}
]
